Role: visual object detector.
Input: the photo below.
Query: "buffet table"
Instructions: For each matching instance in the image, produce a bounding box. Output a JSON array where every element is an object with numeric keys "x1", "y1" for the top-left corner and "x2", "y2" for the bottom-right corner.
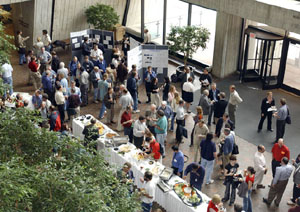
[
  {"x1": 72, "y1": 115, "x2": 210, "y2": 212},
  {"x1": 5, "y1": 92, "x2": 34, "y2": 110}
]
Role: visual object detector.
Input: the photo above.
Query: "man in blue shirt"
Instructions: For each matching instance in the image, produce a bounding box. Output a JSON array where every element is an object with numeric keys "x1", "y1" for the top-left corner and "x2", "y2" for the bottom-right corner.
[
  {"x1": 183, "y1": 163, "x2": 205, "y2": 191},
  {"x1": 32, "y1": 90, "x2": 43, "y2": 109},
  {"x1": 98, "y1": 73, "x2": 110, "y2": 119},
  {"x1": 171, "y1": 146, "x2": 184, "y2": 177},
  {"x1": 158, "y1": 101, "x2": 173, "y2": 121},
  {"x1": 127, "y1": 71, "x2": 139, "y2": 112},
  {"x1": 274, "y1": 98, "x2": 288, "y2": 142},
  {"x1": 42, "y1": 70, "x2": 54, "y2": 103},
  {"x1": 144, "y1": 66, "x2": 156, "y2": 103},
  {"x1": 222, "y1": 128, "x2": 234, "y2": 176},
  {"x1": 98, "y1": 56, "x2": 107, "y2": 73}
]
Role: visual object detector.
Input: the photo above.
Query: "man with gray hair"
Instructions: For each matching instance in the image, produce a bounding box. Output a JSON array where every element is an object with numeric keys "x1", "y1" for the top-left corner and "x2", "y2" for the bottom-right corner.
[
  {"x1": 146, "y1": 104, "x2": 158, "y2": 136},
  {"x1": 39, "y1": 47, "x2": 52, "y2": 73},
  {"x1": 57, "y1": 62, "x2": 69, "y2": 79},
  {"x1": 157, "y1": 101, "x2": 173, "y2": 121},
  {"x1": 221, "y1": 128, "x2": 234, "y2": 176},
  {"x1": 198, "y1": 89, "x2": 212, "y2": 123},
  {"x1": 253, "y1": 145, "x2": 267, "y2": 190},
  {"x1": 154, "y1": 110, "x2": 168, "y2": 157}
]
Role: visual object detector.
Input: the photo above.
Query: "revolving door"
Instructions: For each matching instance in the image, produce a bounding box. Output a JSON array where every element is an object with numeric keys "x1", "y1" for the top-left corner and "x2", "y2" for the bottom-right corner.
[{"x1": 240, "y1": 27, "x2": 284, "y2": 89}]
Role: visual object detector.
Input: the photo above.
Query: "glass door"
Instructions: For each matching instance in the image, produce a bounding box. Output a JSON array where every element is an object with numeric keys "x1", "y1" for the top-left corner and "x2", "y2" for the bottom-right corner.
[{"x1": 283, "y1": 42, "x2": 300, "y2": 91}]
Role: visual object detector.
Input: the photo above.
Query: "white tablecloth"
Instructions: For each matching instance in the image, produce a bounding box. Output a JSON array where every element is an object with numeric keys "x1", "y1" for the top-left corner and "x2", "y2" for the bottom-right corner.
[{"x1": 73, "y1": 115, "x2": 210, "y2": 212}]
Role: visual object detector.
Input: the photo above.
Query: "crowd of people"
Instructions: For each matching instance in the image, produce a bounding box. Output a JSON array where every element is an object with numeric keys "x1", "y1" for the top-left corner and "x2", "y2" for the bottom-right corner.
[{"x1": 1, "y1": 28, "x2": 299, "y2": 212}]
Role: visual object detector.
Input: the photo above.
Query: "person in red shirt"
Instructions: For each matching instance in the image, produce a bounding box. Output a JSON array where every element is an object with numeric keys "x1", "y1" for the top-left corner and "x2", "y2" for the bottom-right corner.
[
  {"x1": 144, "y1": 136, "x2": 161, "y2": 163},
  {"x1": 207, "y1": 194, "x2": 223, "y2": 212},
  {"x1": 271, "y1": 138, "x2": 290, "y2": 177},
  {"x1": 28, "y1": 56, "x2": 41, "y2": 90},
  {"x1": 121, "y1": 105, "x2": 134, "y2": 143},
  {"x1": 243, "y1": 166, "x2": 255, "y2": 212}
]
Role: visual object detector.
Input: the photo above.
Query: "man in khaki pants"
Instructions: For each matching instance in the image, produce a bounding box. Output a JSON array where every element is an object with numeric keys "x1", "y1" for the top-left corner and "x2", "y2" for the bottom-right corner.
[
  {"x1": 263, "y1": 157, "x2": 293, "y2": 207},
  {"x1": 193, "y1": 120, "x2": 209, "y2": 162}
]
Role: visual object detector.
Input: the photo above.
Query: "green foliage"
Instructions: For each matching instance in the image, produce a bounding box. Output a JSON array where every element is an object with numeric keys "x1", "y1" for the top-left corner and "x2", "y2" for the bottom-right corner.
[
  {"x1": 0, "y1": 21, "x2": 16, "y2": 96},
  {"x1": 0, "y1": 108, "x2": 141, "y2": 211},
  {"x1": 167, "y1": 25, "x2": 210, "y2": 65},
  {"x1": 85, "y1": 4, "x2": 119, "y2": 31}
]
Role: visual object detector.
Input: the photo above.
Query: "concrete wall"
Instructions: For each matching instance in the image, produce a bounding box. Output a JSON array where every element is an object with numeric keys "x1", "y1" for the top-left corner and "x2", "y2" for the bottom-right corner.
[
  {"x1": 212, "y1": 12, "x2": 243, "y2": 78},
  {"x1": 1, "y1": 0, "x2": 30, "y2": 5},
  {"x1": 10, "y1": 0, "x2": 35, "y2": 48},
  {"x1": 182, "y1": 0, "x2": 300, "y2": 35},
  {"x1": 51, "y1": 0, "x2": 126, "y2": 40}
]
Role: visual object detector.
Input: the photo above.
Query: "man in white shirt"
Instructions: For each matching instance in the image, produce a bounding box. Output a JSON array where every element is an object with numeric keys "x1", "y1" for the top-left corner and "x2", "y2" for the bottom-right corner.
[
  {"x1": 79, "y1": 67, "x2": 90, "y2": 106},
  {"x1": 57, "y1": 62, "x2": 69, "y2": 79},
  {"x1": 253, "y1": 145, "x2": 267, "y2": 190},
  {"x1": 42, "y1": 30, "x2": 52, "y2": 52},
  {"x1": 175, "y1": 100, "x2": 187, "y2": 143},
  {"x1": 90, "y1": 44, "x2": 103, "y2": 65},
  {"x1": 182, "y1": 77, "x2": 195, "y2": 112},
  {"x1": 55, "y1": 84, "x2": 66, "y2": 124},
  {"x1": 228, "y1": 85, "x2": 243, "y2": 125},
  {"x1": 143, "y1": 29, "x2": 151, "y2": 44},
  {"x1": 34, "y1": 37, "x2": 44, "y2": 57},
  {"x1": 133, "y1": 116, "x2": 147, "y2": 150},
  {"x1": 1, "y1": 62, "x2": 14, "y2": 96},
  {"x1": 140, "y1": 171, "x2": 155, "y2": 212}
]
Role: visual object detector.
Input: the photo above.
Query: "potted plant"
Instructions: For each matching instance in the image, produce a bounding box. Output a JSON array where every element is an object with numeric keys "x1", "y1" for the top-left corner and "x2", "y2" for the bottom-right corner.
[
  {"x1": 85, "y1": 4, "x2": 119, "y2": 31},
  {"x1": 167, "y1": 25, "x2": 210, "y2": 76}
]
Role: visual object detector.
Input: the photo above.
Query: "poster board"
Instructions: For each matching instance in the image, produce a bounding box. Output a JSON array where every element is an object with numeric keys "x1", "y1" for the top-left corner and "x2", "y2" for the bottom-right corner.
[
  {"x1": 127, "y1": 44, "x2": 169, "y2": 83},
  {"x1": 70, "y1": 29, "x2": 114, "y2": 63}
]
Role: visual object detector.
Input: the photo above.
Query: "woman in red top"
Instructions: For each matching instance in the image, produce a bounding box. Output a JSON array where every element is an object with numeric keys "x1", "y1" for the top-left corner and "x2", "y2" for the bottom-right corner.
[
  {"x1": 243, "y1": 166, "x2": 255, "y2": 212},
  {"x1": 207, "y1": 194, "x2": 224, "y2": 212}
]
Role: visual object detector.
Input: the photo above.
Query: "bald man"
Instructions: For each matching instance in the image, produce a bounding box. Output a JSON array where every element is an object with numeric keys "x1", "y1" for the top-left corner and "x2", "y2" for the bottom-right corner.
[
  {"x1": 253, "y1": 145, "x2": 267, "y2": 190},
  {"x1": 271, "y1": 139, "x2": 290, "y2": 177}
]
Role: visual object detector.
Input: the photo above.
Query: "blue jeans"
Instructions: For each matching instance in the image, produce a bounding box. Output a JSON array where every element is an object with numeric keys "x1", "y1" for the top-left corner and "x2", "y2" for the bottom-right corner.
[
  {"x1": 93, "y1": 87, "x2": 100, "y2": 101},
  {"x1": 201, "y1": 158, "x2": 214, "y2": 183},
  {"x1": 19, "y1": 53, "x2": 26, "y2": 65},
  {"x1": 243, "y1": 189, "x2": 252, "y2": 212},
  {"x1": 141, "y1": 202, "x2": 152, "y2": 212},
  {"x1": 99, "y1": 102, "x2": 106, "y2": 119},
  {"x1": 3, "y1": 76, "x2": 13, "y2": 96},
  {"x1": 131, "y1": 91, "x2": 138, "y2": 111},
  {"x1": 170, "y1": 112, "x2": 176, "y2": 130},
  {"x1": 156, "y1": 133, "x2": 166, "y2": 156}
]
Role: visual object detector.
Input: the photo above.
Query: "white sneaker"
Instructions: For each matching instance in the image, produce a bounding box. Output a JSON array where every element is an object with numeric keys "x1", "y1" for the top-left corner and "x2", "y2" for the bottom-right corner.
[
  {"x1": 133, "y1": 110, "x2": 140, "y2": 113},
  {"x1": 206, "y1": 180, "x2": 214, "y2": 185}
]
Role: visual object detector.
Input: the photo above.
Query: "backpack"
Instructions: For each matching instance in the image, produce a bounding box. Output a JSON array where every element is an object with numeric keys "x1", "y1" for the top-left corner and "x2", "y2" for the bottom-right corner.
[{"x1": 158, "y1": 142, "x2": 164, "y2": 155}]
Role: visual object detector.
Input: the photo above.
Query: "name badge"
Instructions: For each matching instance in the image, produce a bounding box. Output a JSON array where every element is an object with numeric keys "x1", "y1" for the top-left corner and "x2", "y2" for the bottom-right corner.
[
  {"x1": 195, "y1": 178, "x2": 198, "y2": 182},
  {"x1": 174, "y1": 159, "x2": 177, "y2": 163},
  {"x1": 281, "y1": 151, "x2": 285, "y2": 155}
]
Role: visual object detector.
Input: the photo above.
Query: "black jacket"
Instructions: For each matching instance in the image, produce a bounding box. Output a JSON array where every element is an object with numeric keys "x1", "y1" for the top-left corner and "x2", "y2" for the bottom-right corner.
[
  {"x1": 82, "y1": 42, "x2": 91, "y2": 56},
  {"x1": 208, "y1": 89, "x2": 220, "y2": 102},
  {"x1": 214, "y1": 99, "x2": 228, "y2": 118},
  {"x1": 104, "y1": 93, "x2": 116, "y2": 109},
  {"x1": 90, "y1": 70, "x2": 101, "y2": 88},
  {"x1": 215, "y1": 118, "x2": 235, "y2": 137},
  {"x1": 261, "y1": 97, "x2": 275, "y2": 114}
]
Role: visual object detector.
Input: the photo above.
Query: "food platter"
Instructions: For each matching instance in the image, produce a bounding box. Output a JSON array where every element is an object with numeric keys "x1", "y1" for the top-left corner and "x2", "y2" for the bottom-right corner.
[
  {"x1": 106, "y1": 132, "x2": 117, "y2": 138},
  {"x1": 133, "y1": 152, "x2": 145, "y2": 161},
  {"x1": 119, "y1": 144, "x2": 132, "y2": 153},
  {"x1": 173, "y1": 183, "x2": 202, "y2": 207},
  {"x1": 95, "y1": 122, "x2": 106, "y2": 135}
]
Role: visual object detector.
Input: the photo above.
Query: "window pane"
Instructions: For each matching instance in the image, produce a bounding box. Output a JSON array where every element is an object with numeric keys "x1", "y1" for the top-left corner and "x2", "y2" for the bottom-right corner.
[
  {"x1": 166, "y1": 0, "x2": 188, "y2": 35},
  {"x1": 145, "y1": 0, "x2": 164, "y2": 44},
  {"x1": 191, "y1": 5, "x2": 216, "y2": 66},
  {"x1": 126, "y1": 0, "x2": 141, "y2": 34},
  {"x1": 283, "y1": 43, "x2": 300, "y2": 90}
]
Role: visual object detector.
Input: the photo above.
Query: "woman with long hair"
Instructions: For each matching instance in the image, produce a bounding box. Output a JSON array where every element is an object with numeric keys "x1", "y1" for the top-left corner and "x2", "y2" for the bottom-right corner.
[{"x1": 243, "y1": 166, "x2": 255, "y2": 212}]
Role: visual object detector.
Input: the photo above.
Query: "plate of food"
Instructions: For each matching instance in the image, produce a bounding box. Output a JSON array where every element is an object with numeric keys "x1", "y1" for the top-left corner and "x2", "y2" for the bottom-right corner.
[
  {"x1": 119, "y1": 145, "x2": 132, "y2": 153},
  {"x1": 173, "y1": 183, "x2": 202, "y2": 207},
  {"x1": 95, "y1": 122, "x2": 106, "y2": 135},
  {"x1": 133, "y1": 152, "x2": 145, "y2": 161},
  {"x1": 106, "y1": 132, "x2": 117, "y2": 139}
]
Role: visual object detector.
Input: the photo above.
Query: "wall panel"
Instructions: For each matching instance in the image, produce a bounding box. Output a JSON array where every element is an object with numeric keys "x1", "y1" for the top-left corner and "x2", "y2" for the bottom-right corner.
[{"x1": 52, "y1": 0, "x2": 126, "y2": 40}]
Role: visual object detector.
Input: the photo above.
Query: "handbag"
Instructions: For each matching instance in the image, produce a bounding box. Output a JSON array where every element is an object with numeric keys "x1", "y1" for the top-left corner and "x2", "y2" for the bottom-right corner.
[
  {"x1": 232, "y1": 143, "x2": 239, "y2": 155},
  {"x1": 286, "y1": 108, "x2": 291, "y2": 124}
]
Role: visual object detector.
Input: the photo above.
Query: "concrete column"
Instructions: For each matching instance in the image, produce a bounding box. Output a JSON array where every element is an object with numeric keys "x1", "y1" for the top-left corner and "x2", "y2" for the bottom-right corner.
[{"x1": 212, "y1": 12, "x2": 243, "y2": 78}]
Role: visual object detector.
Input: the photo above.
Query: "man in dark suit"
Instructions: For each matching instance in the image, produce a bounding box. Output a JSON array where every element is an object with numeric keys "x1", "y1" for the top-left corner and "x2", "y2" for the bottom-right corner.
[
  {"x1": 179, "y1": 66, "x2": 195, "y2": 88},
  {"x1": 82, "y1": 37, "x2": 91, "y2": 57},
  {"x1": 199, "y1": 68, "x2": 212, "y2": 93},
  {"x1": 144, "y1": 66, "x2": 156, "y2": 103},
  {"x1": 215, "y1": 113, "x2": 234, "y2": 138},
  {"x1": 258, "y1": 91, "x2": 275, "y2": 132},
  {"x1": 208, "y1": 82, "x2": 220, "y2": 126},
  {"x1": 214, "y1": 92, "x2": 228, "y2": 124},
  {"x1": 90, "y1": 67, "x2": 102, "y2": 103}
]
